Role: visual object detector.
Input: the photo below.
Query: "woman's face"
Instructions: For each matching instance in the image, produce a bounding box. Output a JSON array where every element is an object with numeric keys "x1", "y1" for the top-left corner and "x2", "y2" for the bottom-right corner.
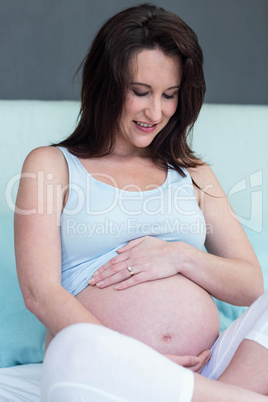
[{"x1": 116, "y1": 48, "x2": 182, "y2": 155}]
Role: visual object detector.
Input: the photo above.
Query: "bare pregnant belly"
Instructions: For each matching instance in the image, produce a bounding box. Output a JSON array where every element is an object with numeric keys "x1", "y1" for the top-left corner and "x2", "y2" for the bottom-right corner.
[{"x1": 76, "y1": 274, "x2": 220, "y2": 356}]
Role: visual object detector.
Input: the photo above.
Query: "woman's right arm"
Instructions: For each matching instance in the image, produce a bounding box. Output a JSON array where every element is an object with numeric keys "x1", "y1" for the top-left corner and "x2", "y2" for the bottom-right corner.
[{"x1": 14, "y1": 147, "x2": 102, "y2": 337}]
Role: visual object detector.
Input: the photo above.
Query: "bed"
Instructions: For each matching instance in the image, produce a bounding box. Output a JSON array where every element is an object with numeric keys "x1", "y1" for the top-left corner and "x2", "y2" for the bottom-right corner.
[{"x1": 0, "y1": 100, "x2": 267, "y2": 400}]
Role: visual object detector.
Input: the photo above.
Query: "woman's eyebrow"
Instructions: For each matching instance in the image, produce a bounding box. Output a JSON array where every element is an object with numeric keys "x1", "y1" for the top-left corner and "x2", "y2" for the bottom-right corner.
[{"x1": 131, "y1": 82, "x2": 180, "y2": 90}]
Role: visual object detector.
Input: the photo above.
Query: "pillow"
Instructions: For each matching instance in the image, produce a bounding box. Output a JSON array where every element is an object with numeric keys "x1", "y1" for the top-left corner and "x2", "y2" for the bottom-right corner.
[{"x1": 0, "y1": 214, "x2": 46, "y2": 368}]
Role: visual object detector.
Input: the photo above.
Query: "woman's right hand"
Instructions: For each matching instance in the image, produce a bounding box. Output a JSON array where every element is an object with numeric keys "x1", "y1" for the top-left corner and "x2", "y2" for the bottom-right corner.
[{"x1": 164, "y1": 349, "x2": 211, "y2": 373}]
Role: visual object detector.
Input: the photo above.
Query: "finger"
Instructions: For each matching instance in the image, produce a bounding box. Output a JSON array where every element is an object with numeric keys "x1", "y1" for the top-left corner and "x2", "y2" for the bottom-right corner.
[
  {"x1": 89, "y1": 262, "x2": 132, "y2": 285},
  {"x1": 90, "y1": 252, "x2": 132, "y2": 282},
  {"x1": 100, "y1": 250, "x2": 132, "y2": 271},
  {"x1": 198, "y1": 349, "x2": 211, "y2": 358},
  {"x1": 179, "y1": 356, "x2": 199, "y2": 367},
  {"x1": 114, "y1": 272, "x2": 148, "y2": 290},
  {"x1": 117, "y1": 237, "x2": 144, "y2": 253},
  {"x1": 165, "y1": 354, "x2": 199, "y2": 367},
  {"x1": 185, "y1": 359, "x2": 208, "y2": 373},
  {"x1": 94, "y1": 267, "x2": 143, "y2": 289},
  {"x1": 195, "y1": 351, "x2": 211, "y2": 373},
  {"x1": 191, "y1": 364, "x2": 204, "y2": 373},
  {"x1": 203, "y1": 352, "x2": 211, "y2": 366},
  {"x1": 197, "y1": 349, "x2": 211, "y2": 363}
]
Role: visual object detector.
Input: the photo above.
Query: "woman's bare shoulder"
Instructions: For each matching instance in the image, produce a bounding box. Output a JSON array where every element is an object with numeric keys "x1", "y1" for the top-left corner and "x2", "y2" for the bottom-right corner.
[
  {"x1": 23, "y1": 145, "x2": 64, "y2": 166},
  {"x1": 187, "y1": 161, "x2": 226, "y2": 198},
  {"x1": 16, "y1": 146, "x2": 69, "y2": 219},
  {"x1": 22, "y1": 146, "x2": 68, "y2": 181}
]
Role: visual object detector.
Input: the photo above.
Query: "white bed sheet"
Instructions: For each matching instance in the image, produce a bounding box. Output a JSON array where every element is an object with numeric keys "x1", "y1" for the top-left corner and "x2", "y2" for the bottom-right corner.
[{"x1": 0, "y1": 364, "x2": 42, "y2": 402}]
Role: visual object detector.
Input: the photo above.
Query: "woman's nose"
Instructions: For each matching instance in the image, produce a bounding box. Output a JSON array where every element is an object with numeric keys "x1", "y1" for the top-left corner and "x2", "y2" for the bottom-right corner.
[{"x1": 145, "y1": 98, "x2": 162, "y2": 122}]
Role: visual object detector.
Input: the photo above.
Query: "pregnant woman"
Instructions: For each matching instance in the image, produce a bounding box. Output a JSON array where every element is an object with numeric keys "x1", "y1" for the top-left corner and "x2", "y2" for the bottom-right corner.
[{"x1": 15, "y1": 4, "x2": 268, "y2": 401}]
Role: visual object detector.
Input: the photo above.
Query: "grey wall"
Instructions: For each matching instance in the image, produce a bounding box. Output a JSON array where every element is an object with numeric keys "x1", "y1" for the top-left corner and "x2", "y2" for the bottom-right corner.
[{"x1": 1, "y1": 0, "x2": 267, "y2": 104}]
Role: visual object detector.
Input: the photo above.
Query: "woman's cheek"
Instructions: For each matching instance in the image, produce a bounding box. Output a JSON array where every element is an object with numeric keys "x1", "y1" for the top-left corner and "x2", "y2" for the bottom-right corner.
[{"x1": 166, "y1": 102, "x2": 178, "y2": 118}]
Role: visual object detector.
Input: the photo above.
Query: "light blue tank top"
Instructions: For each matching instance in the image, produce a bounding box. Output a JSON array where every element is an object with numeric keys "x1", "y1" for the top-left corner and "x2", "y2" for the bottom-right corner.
[{"x1": 58, "y1": 146, "x2": 206, "y2": 296}]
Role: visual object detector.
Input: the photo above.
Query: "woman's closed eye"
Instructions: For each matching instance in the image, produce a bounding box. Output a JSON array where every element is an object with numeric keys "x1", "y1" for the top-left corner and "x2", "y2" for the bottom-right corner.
[
  {"x1": 163, "y1": 93, "x2": 176, "y2": 99},
  {"x1": 133, "y1": 90, "x2": 149, "y2": 97},
  {"x1": 132, "y1": 90, "x2": 178, "y2": 99}
]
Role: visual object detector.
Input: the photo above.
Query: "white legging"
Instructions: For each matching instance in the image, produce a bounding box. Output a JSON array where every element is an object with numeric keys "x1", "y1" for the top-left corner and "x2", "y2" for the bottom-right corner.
[{"x1": 41, "y1": 290, "x2": 268, "y2": 402}]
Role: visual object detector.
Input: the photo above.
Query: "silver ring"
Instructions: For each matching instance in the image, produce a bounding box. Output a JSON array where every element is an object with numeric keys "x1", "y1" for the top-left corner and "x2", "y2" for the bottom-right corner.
[{"x1": 127, "y1": 266, "x2": 134, "y2": 277}]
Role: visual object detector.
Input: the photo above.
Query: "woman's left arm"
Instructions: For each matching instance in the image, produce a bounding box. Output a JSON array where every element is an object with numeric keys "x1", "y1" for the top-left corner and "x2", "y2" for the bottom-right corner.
[
  {"x1": 90, "y1": 164, "x2": 264, "y2": 306},
  {"x1": 178, "y1": 163, "x2": 264, "y2": 306}
]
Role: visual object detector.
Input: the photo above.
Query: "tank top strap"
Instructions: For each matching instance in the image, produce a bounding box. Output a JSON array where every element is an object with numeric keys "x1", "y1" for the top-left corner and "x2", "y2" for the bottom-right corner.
[
  {"x1": 181, "y1": 166, "x2": 195, "y2": 187},
  {"x1": 57, "y1": 146, "x2": 88, "y2": 186},
  {"x1": 167, "y1": 165, "x2": 195, "y2": 191}
]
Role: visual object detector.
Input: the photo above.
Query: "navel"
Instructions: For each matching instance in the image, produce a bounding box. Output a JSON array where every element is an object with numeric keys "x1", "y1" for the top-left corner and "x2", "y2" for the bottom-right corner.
[{"x1": 162, "y1": 334, "x2": 173, "y2": 343}]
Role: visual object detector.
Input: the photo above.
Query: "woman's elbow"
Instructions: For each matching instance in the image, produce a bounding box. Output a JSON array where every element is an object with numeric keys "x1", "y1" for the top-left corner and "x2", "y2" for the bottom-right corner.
[
  {"x1": 23, "y1": 287, "x2": 43, "y2": 316},
  {"x1": 248, "y1": 271, "x2": 264, "y2": 305},
  {"x1": 21, "y1": 282, "x2": 56, "y2": 318}
]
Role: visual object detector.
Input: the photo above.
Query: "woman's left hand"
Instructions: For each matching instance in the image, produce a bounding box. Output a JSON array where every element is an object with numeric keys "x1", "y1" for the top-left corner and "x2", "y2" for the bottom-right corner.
[{"x1": 89, "y1": 236, "x2": 182, "y2": 290}]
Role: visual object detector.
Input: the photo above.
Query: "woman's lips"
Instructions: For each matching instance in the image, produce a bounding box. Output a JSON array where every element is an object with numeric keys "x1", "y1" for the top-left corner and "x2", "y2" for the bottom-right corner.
[{"x1": 133, "y1": 120, "x2": 157, "y2": 132}]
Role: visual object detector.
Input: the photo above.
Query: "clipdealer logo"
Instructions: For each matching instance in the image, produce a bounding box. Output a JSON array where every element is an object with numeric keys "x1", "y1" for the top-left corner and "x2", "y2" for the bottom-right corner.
[
  {"x1": 227, "y1": 170, "x2": 263, "y2": 232},
  {"x1": 5, "y1": 169, "x2": 264, "y2": 233},
  {"x1": 64, "y1": 217, "x2": 209, "y2": 239}
]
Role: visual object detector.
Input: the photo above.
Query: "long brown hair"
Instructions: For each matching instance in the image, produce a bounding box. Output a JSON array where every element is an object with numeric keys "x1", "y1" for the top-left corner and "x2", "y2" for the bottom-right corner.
[{"x1": 55, "y1": 3, "x2": 206, "y2": 177}]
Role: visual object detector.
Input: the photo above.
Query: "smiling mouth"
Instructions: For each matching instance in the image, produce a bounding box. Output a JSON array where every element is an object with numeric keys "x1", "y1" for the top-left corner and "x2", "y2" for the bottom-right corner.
[{"x1": 134, "y1": 121, "x2": 156, "y2": 128}]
